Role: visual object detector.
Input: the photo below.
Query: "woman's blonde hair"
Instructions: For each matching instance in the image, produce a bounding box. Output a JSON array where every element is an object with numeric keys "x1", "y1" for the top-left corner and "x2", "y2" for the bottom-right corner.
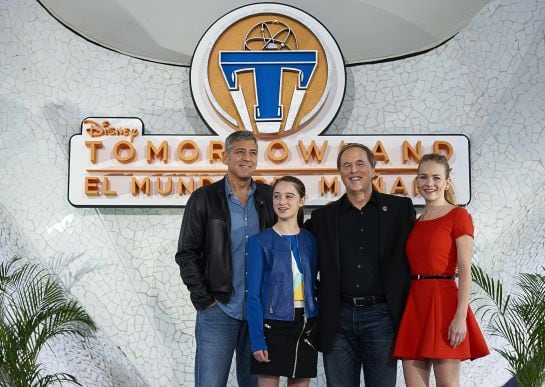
[{"x1": 418, "y1": 153, "x2": 456, "y2": 205}]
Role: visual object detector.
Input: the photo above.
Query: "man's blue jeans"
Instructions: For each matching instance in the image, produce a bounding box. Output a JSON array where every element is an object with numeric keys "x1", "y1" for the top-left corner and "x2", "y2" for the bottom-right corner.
[
  {"x1": 195, "y1": 304, "x2": 257, "y2": 387},
  {"x1": 323, "y1": 302, "x2": 397, "y2": 387}
]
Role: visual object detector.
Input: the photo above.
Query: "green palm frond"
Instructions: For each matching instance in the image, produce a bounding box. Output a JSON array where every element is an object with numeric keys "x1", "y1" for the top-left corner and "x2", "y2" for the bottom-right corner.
[
  {"x1": 471, "y1": 265, "x2": 545, "y2": 387},
  {"x1": 0, "y1": 256, "x2": 96, "y2": 387},
  {"x1": 471, "y1": 264, "x2": 510, "y2": 315},
  {"x1": 33, "y1": 371, "x2": 80, "y2": 387}
]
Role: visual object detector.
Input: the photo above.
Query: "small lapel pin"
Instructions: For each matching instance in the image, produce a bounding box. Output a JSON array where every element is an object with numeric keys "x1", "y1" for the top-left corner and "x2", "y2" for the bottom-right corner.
[{"x1": 382, "y1": 205, "x2": 388, "y2": 212}]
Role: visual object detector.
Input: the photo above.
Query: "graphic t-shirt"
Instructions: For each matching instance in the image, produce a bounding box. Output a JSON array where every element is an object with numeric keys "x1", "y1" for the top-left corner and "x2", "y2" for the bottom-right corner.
[{"x1": 285, "y1": 235, "x2": 304, "y2": 301}]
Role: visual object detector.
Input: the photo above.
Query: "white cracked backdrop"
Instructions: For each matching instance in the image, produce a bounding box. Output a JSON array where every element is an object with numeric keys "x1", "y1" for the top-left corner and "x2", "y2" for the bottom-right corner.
[{"x1": 0, "y1": 0, "x2": 544, "y2": 385}]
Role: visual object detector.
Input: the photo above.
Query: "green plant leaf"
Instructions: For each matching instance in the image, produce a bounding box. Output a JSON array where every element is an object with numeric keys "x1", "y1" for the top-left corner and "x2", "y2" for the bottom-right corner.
[
  {"x1": 0, "y1": 256, "x2": 96, "y2": 385},
  {"x1": 472, "y1": 264, "x2": 545, "y2": 387}
]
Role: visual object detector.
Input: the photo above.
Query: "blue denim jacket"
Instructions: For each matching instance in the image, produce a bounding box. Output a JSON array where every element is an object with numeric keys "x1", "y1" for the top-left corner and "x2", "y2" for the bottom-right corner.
[{"x1": 246, "y1": 227, "x2": 318, "y2": 352}]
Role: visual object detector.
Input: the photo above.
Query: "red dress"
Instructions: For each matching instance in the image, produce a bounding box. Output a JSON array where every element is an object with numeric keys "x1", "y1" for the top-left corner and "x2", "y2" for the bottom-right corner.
[{"x1": 393, "y1": 207, "x2": 489, "y2": 360}]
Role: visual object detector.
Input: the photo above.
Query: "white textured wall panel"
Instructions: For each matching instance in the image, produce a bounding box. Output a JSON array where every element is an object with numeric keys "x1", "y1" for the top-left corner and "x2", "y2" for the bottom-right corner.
[{"x1": 1, "y1": 0, "x2": 544, "y2": 385}]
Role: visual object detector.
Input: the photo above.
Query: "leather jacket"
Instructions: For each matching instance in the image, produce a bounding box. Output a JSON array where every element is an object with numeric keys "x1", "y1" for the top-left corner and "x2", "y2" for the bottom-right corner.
[
  {"x1": 246, "y1": 228, "x2": 318, "y2": 352},
  {"x1": 175, "y1": 177, "x2": 275, "y2": 310}
]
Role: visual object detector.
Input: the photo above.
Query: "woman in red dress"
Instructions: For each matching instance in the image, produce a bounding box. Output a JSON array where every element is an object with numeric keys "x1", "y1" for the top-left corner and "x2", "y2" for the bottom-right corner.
[{"x1": 393, "y1": 154, "x2": 489, "y2": 386}]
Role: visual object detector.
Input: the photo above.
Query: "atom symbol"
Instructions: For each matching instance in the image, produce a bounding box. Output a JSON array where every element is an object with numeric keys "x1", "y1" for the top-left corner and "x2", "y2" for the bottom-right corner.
[{"x1": 244, "y1": 20, "x2": 298, "y2": 51}]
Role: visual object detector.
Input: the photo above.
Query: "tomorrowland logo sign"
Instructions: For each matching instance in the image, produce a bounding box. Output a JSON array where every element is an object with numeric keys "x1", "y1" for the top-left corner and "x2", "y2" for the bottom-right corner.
[
  {"x1": 190, "y1": 3, "x2": 346, "y2": 139},
  {"x1": 67, "y1": 4, "x2": 470, "y2": 207}
]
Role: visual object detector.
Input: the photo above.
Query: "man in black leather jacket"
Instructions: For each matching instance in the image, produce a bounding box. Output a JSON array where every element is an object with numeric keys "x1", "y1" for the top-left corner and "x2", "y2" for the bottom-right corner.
[{"x1": 175, "y1": 130, "x2": 275, "y2": 387}]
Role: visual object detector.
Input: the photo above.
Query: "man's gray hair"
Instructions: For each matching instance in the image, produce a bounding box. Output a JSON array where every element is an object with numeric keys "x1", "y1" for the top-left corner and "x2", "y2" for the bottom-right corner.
[
  {"x1": 336, "y1": 143, "x2": 377, "y2": 170},
  {"x1": 225, "y1": 130, "x2": 258, "y2": 154}
]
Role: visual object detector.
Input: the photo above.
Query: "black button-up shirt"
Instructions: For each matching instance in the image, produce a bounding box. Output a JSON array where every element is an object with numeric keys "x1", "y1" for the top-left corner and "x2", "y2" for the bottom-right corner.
[{"x1": 338, "y1": 192, "x2": 384, "y2": 297}]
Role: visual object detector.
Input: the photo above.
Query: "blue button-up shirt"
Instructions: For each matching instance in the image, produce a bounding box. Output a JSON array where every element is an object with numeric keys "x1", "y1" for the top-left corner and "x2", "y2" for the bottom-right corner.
[{"x1": 218, "y1": 178, "x2": 260, "y2": 320}]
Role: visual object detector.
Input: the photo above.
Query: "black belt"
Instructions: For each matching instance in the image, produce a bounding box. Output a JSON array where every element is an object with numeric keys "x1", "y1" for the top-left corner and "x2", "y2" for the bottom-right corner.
[
  {"x1": 341, "y1": 294, "x2": 387, "y2": 307},
  {"x1": 412, "y1": 275, "x2": 456, "y2": 280}
]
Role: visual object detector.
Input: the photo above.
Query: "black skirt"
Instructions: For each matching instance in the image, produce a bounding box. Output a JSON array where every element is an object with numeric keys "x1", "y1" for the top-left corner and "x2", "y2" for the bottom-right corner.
[{"x1": 251, "y1": 308, "x2": 318, "y2": 378}]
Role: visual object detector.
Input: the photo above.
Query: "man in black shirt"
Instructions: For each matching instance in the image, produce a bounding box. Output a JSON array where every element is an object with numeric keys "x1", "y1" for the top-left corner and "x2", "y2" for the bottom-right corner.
[{"x1": 305, "y1": 143, "x2": 415, "y2": 387}]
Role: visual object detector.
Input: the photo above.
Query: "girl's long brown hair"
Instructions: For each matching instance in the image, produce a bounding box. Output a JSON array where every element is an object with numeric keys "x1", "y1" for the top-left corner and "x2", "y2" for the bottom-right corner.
[{"x1": 272, "y1": 176, "x2": 306, "y2": 226}]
